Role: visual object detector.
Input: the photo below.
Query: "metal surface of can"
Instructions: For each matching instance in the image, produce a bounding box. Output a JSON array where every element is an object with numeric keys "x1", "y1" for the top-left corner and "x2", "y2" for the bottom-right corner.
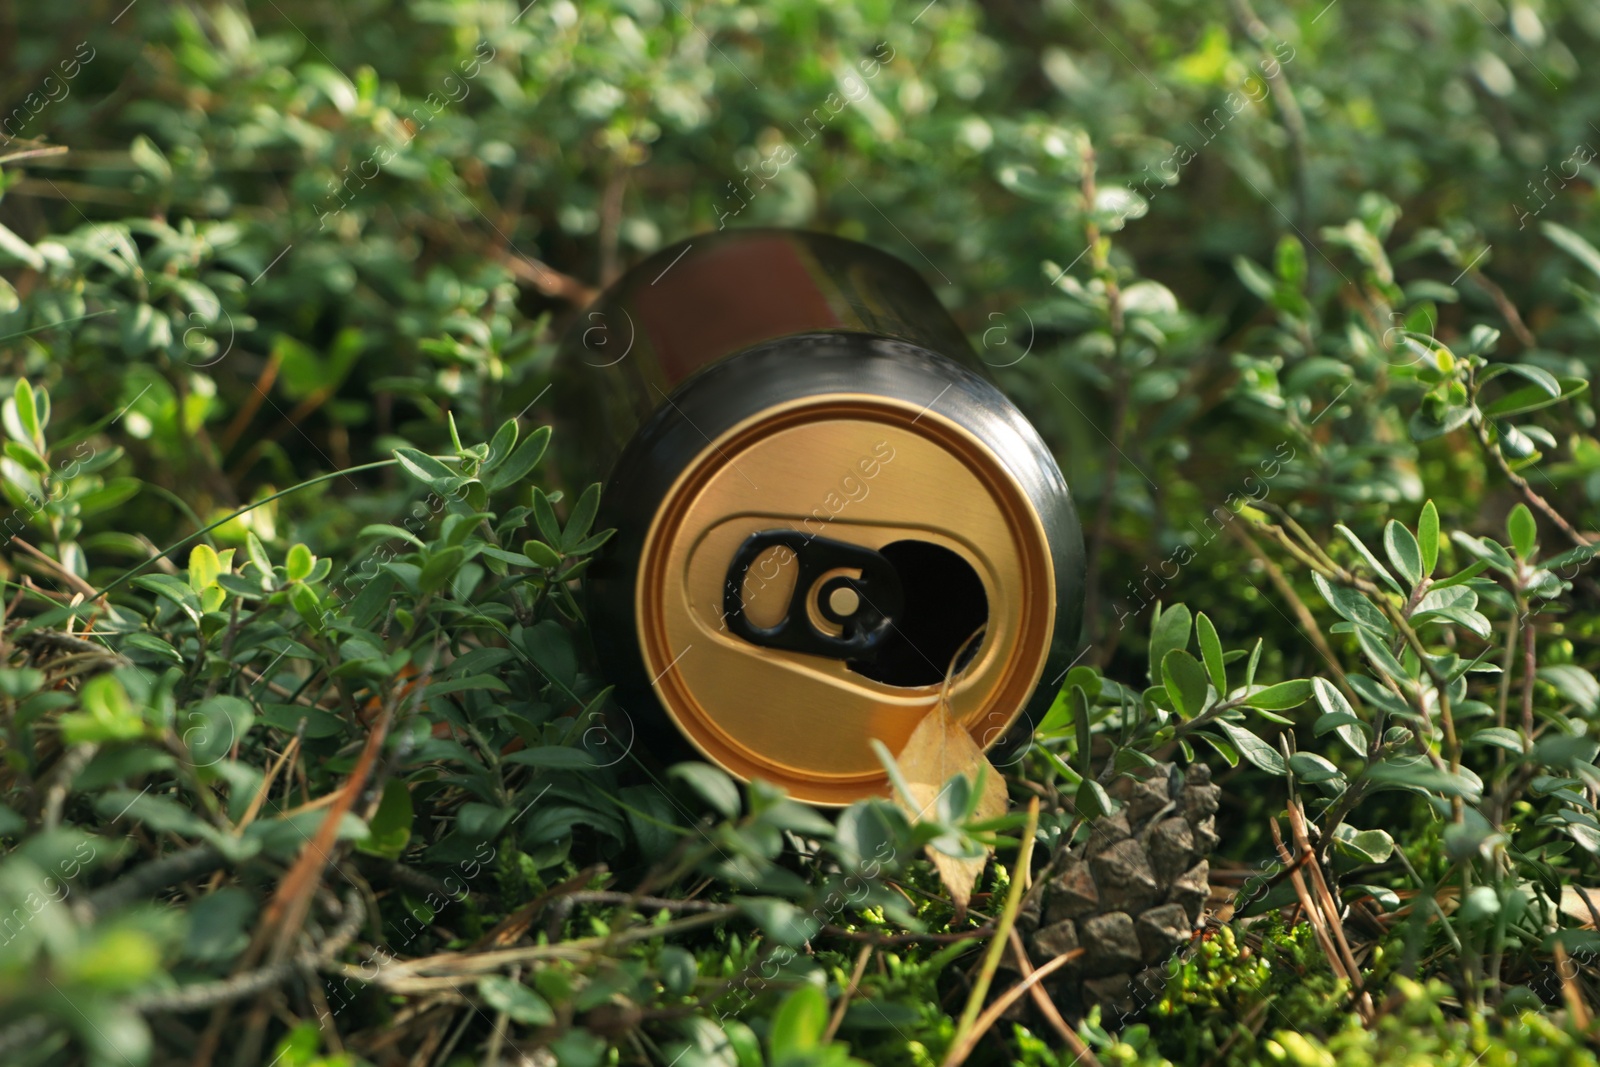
[{"x1": 557, "y1": 229, "x2": 1084, "y2": 806}]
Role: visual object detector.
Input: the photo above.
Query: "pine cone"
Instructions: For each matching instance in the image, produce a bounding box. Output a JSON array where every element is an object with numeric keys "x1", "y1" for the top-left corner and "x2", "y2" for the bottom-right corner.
[{"x1": 1019, "y1": 762, "x2": 1220, "y2": 1021}]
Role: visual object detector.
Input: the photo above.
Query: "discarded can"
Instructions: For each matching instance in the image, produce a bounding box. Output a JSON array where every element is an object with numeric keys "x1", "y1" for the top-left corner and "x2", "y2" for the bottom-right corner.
[{"x1": 558, "y1": 229, "x2": 1083, "y2": 805}]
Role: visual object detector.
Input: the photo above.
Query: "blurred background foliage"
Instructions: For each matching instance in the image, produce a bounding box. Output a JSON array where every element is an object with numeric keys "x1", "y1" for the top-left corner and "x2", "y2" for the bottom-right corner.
[
  {"x1": 2, "y1": 0, "x2": 1599, "y2": 612},
  {"x1": 6, "y1": 0, "x2": 1600, "y2": 1064}
]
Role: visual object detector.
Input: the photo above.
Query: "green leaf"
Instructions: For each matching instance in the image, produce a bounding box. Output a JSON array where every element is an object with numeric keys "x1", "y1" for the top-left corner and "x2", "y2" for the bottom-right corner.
[
  {"x1": 1462, "y1": 324, "x2": 1502, "y2": 357},
  {"x1": 1244, "y1": 638, "x2": 1263, "y2": 688},
  {"x1": 739, "y1": 897, "x2": 812, "y2": 946},
  {"x1": 1480, "y1": 376, "x2": 1588, "y2": 419},
  {"x1": 1233, "y1": 255, "x2": 1277, "y2": 301},
  {"x1": 1288, "y1": 752, "x2": 1344, "y2": 784},
  {"x1": 481, "y1": 418, "x2": 519, "y2": 473},
  {"x1": 486, "y1": 425, "x2": 551, "y2": 493},
  {"x1": 721, "y1": 1019, "x2": 763, "y2": 1067},
  {"x1": 0, "y1": 668, "x2": 44, "y2": 698},
  {"x1": 0, "y1": 220, "x2": 45, "y2": 271},
  {"x1": 10, "y1": 379, "x2": 38, "y2": 446},
  {"x1": 476, "y1": 545, "x2": 536, "y2": 569},
  {"x1": 1148, "y1": 603, "x2": 1191, "y2": 685},
  {"x1": 1217, "y1": 721, "x2": 1287, "y2": 775},
  {"x1": 285, "y1": 543, "x2": 314, "y2": 582},
  {"x1": 1450, "y1": 531, "x2": 1516, "y2": 575},
  {"x1": 1355, "y1": 626, "x2": 1412, "y2": 683},
  {"x1": 1420, "y1": 604, "x2": 1494, "y2": 640},
  {"x1": 96, "y1": 788, "x2": 214, "y2": 838},
  {"x1": 180, "y1": 695, "x2": 253, "y2": 767},
  {"x1": 1429, "y1": 558, "x2": 1491, "y2": 590},
  {"x1": 183, "y1": 888, "x2": 255, "y2": 963},
  {"x1": 244, "y1": 532, "x2": 273, "y2": 579},
  {"x1": 531, "y1": 486, "x2": 562, "y2": 545},
  {"x1": 1383, "y1": 520, "x2": 1422, "y2": 587},
  {"x1": 1414, "y1": 399, "x2": 1472, "y2": 441},
  {"x1": 479, "y1": 976, "x2": 555, "y2": 1025},
  {"x1": 1334, "y1": 525, "x2": 1403, "y2": 594},
  {"x1": 288, "y1": 582, "x2": 322, "y2": 628},
  {"x1": 1539, "y1": 664, "x2": 1600, "y2": 713},
  {"x1": 769, "y1": 984, "x2": 828, "y2": 1056},
  {"x1": 1194, "y1": 731, "x2": 1239, "y2": 768},
  {"x1": 1072, "y1": 684, "x2": 1093, "y2": 780},
  {"x1": 1541, "y1": 543, "x2": 1600, "y2": 572},
  {"x1": 1365, "y1": 755, "x2": 1483, "y2": 802},
  {"x1": 502, "y1": 746, "x2": 599, "y2": 769},
  {"x1": 1333, "y1": 824, "x2": 1395, "y2": 863},
  {"x1": 561, "y1": 483, "x2": 602, "y2": 551},
  {"x1": 187, "y1": 543, "x2": 222, "y2": 592},
  {"x1": 4, "y1": 440, "x2": 46, "y2": 473},
  {"x1": 1508, "y1": 503, "x2": 1537, "y2": 559},
  {"x1": 521, "y1": 619, "x2": 577, "y2": 690},
  {"x1": 76, "y1": 477, "x2": 142, "y2": 518},
  {"x1": 567, "y1": 529, "x2": 616, "y2": 555},
  {"x1": 1195, "y1": 612, "x2": 1226, "y2": 696},
  {"x1": 1075, "y1": 778, "x2": 1113, "y2": 819},
  {"x1": 669, "y1": 762, "x2": 742, "y2": 818},
  {"x1": 62, "y1": 673, "x2": 147, "y2": 744},
  {"x1": 1417, "y1": 501, "x2": 1439, "y2": 577},
  {"x1": 1275, "y1": 234, "x2": 1307, "y2": 288},
  {"x1": 1542, "y1": 220, "x2": 1600, "y2": 281},
  {"x1": 1313, "y1": 574, "x2": 1391, "y2": 636},
  {"x1": 523, "y1": 539, "x2": 562, "y2": 568},
  {"x1": 73, "y1": 1004, "x2": 151, "y2": 1065},
  {"x1": 1482, "y1": 361, "x2": 1562, "y2": 398},
  {"x1": 418, "y1": 545, "x2": 464, "y2": 594},
  {"x1": 1460, "y1": 884, "x2": 1501, "y2": 922},
  {"x1": 134, "y1": 573, "x2": 203, "y2": 621},
  {"x1": 1243, "y1": 679, "x2": 1314, "y2": 711},
  {"x1": 1162, "y1": 649, "x2": 1210, "y2": 718},
  {"x1": 393, "y1": 446, "x2": 456, "y2": 484},
  {"x1": 658, "y1": 946, "x2": 698, "y2": 998},
  {"x1": 130, "y1": 134, "x2": 173, "y2": 181},
  {"x1": 358, "y1": 524, "x2": 426, "y2": 550},
  {"x1": 1470, "y1": 726, "x2": 1526, "y2": 754},
  {"x1": 357, "y1": 779, "x2": 413, "y2": 859},
  {"x1": 1312, "y1": 678, "x2": 1370, "y2": 757},
  {"x1": 422, "y1": 674, "x2": 510, "y2": 699}
]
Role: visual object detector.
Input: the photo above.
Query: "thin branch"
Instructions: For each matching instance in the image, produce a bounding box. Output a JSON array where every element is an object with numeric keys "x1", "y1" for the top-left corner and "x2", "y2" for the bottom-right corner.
[
  {"x1": 1472, "y1": 413, "x2": 1592, "y2": 548},
  {"x1": 497, "y1": 249, "x2": 598, "y2": 306},
  {"x1": 1225, "y1": 521, "x2": 1357, "y2": 703},
  {"x1": 943, "y1": 798, "x2": 1041, "y2": 1067},
  {"x1": 822, "y1": 946, "x2": 873, "y2": 1044},
  {"x1": 1285, "y1": 797, "x2": 1373, "y2": 1021},
  {"x1": 133, "y1": 890, "x2": 364, "y2": 1014},
  {"x1": 1270, "y1": 817, "x2": 1350, "y2": 988},
  {"x1": 1467, "y1": 268, "x2": 1537, "y2": 349},
  {"x1": 84, "y1": 844, "x2": 226, "y2": 918},
  {"x1": 1006, "y1": 927, "x2": 1100, "y2": 1066},
  {"x1": 943, "y1": 949, "x2": 1083, "y2": 1067}
]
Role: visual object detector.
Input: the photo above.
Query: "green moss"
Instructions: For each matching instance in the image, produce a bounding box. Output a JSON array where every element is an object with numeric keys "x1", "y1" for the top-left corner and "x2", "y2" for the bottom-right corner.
[{"x1": 1026, "y1": 924, "x2": 1599, "y2": 1067}]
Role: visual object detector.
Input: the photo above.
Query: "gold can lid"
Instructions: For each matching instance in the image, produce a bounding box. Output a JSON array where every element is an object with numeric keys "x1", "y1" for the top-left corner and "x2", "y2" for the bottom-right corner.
[{"x1": 636, "y1": 392, "x2": 1056, "y2": 806}]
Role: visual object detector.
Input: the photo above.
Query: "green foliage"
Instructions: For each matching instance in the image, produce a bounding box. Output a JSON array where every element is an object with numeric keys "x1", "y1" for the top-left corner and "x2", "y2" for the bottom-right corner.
[
  {"x1": 7, "y1": 0, "x2": 1600, "y2": 1063},
  {"x1": 1009, "y1": 925, "x2": 1598, "y2": 1065}
]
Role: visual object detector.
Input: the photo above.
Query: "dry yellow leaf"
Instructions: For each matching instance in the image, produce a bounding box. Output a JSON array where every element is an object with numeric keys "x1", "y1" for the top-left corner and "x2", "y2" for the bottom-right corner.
[{"x1": 891, "y1": 698, "x2": 1008, "y2": 914}]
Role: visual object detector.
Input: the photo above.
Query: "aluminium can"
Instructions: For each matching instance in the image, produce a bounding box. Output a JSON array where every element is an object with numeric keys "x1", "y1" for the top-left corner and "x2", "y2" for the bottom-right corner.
[{"x1": 557, "y1": 228, "x2": 1084, "y2": 806}]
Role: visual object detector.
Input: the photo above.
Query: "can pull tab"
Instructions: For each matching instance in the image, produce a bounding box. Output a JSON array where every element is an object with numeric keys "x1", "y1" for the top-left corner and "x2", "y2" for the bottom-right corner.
[{"x1": 723, "y1": 530, "x2": 903, "y2": 661}]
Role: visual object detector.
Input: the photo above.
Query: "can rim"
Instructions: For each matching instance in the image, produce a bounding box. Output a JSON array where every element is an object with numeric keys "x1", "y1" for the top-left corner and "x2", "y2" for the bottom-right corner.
[{"x1": 634, "y1": 392, "x2": 1057, "y2": 806}]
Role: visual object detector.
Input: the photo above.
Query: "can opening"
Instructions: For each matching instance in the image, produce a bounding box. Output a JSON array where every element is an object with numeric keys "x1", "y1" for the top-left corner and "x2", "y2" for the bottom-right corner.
[{"x1": 848, "y1": 540, "x2": 988, "y2": 688}]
